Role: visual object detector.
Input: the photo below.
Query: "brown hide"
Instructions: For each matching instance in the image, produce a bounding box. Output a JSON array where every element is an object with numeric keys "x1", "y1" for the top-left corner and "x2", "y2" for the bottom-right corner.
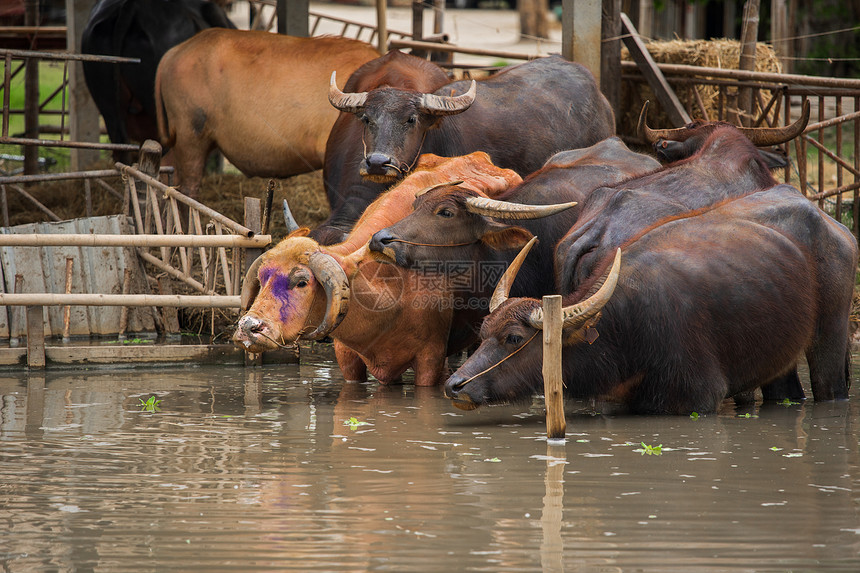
[
  {"x1": 234, "y1": 153, "x2": 521, "y2": 386},
  {"x1": 155, "y1": 29, "x2": 379, "y2": 197}
]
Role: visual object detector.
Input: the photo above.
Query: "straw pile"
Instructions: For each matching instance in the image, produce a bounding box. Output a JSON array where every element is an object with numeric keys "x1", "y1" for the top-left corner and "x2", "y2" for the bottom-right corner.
[{"x1": 620, "y1": 38, "x2": 782, "y2": 135}]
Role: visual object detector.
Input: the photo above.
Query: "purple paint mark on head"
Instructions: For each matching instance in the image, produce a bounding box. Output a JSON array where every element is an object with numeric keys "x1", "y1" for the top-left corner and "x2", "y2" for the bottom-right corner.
[
  {"x1": 259, "y1": 265, "x2": 275, "y2": 286},
  {"x1": 260, "y1": 265, "x2": 294, "y2": 322}
]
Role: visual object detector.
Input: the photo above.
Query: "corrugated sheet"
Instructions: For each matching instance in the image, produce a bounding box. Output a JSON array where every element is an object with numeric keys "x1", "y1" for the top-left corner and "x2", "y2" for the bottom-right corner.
[{"x1": 0, "y1": 215, "x2": 157, "y2": 338}]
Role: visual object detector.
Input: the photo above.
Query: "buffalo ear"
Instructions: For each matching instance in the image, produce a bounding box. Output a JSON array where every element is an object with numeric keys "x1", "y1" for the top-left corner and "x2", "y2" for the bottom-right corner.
[
  {"x1": 757, "y1": 148, "x2": 789, "y2": 169},
  {"x1": 479, "y1": 224, "x2": 535, "y2": 251},
  {"x1": 288, "y1": 227, "x2": 311, "y2": 238}
]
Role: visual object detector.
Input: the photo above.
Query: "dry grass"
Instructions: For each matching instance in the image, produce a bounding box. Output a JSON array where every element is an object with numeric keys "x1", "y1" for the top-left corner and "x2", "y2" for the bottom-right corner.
[{"x1": 620, "y1": 38, "x2": 782, "y2": 133}]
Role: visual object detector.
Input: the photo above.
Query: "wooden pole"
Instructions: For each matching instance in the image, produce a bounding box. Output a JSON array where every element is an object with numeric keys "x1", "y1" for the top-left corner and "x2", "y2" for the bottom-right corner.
[
  {"x1": 737, "y1": 0, "x2": 760, "y2": 126},
  {"x1": 770, "y1": 0, "x2": 789, "y2": 73},
  {"x1": 601, "y1": 0, "x2": 622, "y2": 131},
  {"x1": 411, "y1": 1, "x2": 426, "y2": 58},
  {"x1": 65, "y1": 0, "x2": 100, "y2": 170},
  {"x1": 541, "y1": 295, "x2": 565, "y2": 442},
  {"x1": 62, "y1": 257, "x2": 73, "y2": 342},
  {"x1": 620, "y1": 13, "x2": 691, "y2": 127},
  {"x1": 376, "y1": 0, "x2": 388, "y2": 53},
  {"x1": 561, "y1": 0, "x2": 602, "y2": 85},
  {"x1": 244, "y1": 196, "x2": 263, "y2": 366},
  {"x1": 0, "y1": 293, "x2": 241, "y2": 307},
  {"x1": 0, "y1": 233, "x2": 269, "y2": 248},
  {"x1": 26, "y1": 305, "x2": 45, "y2": 368},
  {"x1": 23, "y1": 1, "x2": 39, "y2": 175}
]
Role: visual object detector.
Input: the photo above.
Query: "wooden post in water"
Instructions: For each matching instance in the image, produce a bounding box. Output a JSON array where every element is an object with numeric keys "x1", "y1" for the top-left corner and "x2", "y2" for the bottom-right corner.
[
  {"x1": 542, "y1": 295, "x2": 565, "y2": 442},
  {"x1": 244, "y1": 197, "x2": 263, "y2": 367}
]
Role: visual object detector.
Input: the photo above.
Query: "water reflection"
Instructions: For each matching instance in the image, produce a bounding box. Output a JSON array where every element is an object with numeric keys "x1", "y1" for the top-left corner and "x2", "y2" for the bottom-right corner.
[{"x1": 0, "y1": 349, "x2": 858, "y2": 571}]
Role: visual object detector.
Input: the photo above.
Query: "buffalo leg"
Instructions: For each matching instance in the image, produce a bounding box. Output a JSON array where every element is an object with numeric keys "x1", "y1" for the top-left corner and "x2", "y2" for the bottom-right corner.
[
  {"x1": 761, "y1": 368, "x2": 806, "y2": 402},
  {"x1": 334, "y1": 341, "x2": 368, "y2": 383},
  {"x1": 806, "y1": 318, "x2": 852, "y2": 401},
  {"x1": 412, "y1": 346, "x2": 448, "y2": 387}
]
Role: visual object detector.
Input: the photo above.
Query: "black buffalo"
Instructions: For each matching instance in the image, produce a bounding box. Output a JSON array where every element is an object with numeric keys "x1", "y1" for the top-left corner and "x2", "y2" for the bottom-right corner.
[
  {"x1": 81, "y1": 0, "x2": 234, "y2": 161},
  {"x1": 315, "y1": 51, "x2": 616, "y2": 244},
  {"x1": 444, "y1": 112, "x2": 856, "y2": 414}
]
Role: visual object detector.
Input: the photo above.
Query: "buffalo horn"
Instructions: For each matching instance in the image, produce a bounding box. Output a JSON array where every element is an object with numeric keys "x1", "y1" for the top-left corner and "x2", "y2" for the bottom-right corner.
[
  {"x1": 418, "y1": 80, "x2": 477, "y2": 116},
  {"x1": 639, "y1": 99, "x2": 812, "y2": 147},
  {"x1": 489, "y1": 237, "x2": 538, "y2": 313},
  {"x1": 529, "y1": 248, "x2": 621, "y2": 330},
  {"x1": 414, "y1": 180, "x2": 464, "y2": 198},
  {"x1": 464, "y1": 196, "x2": 578, "y2": 220},
  {"x1": 301, "y1": 250, "x2": 350, "y2": 340},
  {"x1": 328, "y1": 71, "x2": 368, "y2": 113},
  {"x1": 737, "y1": 99, "x2": 811, "y2": 146},
  {"x1": 283, "y1": 199, "x2": 300, "y2": 234},
  {"x1": 240, "y1": 253, "x2": 266, "y2": 312},
  {"x1": 638, "y1": 101, "x2": 693, "y2": 143}
]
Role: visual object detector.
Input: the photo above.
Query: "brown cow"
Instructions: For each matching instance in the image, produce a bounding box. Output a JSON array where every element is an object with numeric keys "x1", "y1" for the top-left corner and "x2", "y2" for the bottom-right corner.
[
  {"x1": 232, "y1": 152, "x2": 522, "y2": 386},
  {"x1": 155, "y1": 29, "x2": 379, "y2": 198}
]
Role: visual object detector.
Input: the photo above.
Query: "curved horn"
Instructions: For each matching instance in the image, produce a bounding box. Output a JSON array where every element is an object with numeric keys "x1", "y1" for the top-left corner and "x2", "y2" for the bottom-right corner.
[
  {"x1": 737, "y1": 99, "x2": 810, "y2": 146},
  {"x1": 414, "y1": 180, "x2": 464, "y2": 198},
  {"x1": 638, "y1": 101, "x2": 694, "y2": 143},
  {"x1": 240, "y1": 253, "x2": 266, "y2": 312},
  {"x1": 489, "y1": 236, "x2": 538, "y2": 313},
  {"x1": 301, "y1": 251, "x2": 350, "y2": 340},
  {"x1": 283, "y1": 199, "x2": 300, "y2": 234},
  {"x1": 418, "y1": 80, "x2": 477, "y2": 116},
  {"x1": 328, "y1": 71, "x2": 368, "y2": 113},
  {"x1": 529, "y1": 248, "x2": 621, "y2": 330},
  {"x1": 464, "y1": 196, "x2": 578, "y2": 220}
]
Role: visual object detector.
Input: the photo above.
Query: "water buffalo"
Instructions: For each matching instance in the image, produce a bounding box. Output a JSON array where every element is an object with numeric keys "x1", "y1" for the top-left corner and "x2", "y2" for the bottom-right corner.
[
  {"x1": 314, "y1": 51, "x2": 616, "y2": 244},
  {"x1": 445, "y1": 177, "x2": 858, "y2": 414},
  {"x1": 367, "y1": 137, "x2": 660, "y2": 343},
  {"x1": 81, "y1": 0, "x2": 235, "y2": 162},
  {"x1": 155, "y1": 29, "x2": 379, "y2": 198},
  {"x1": 443, "y1": 108, "x2": 855, "y2": 413},
  {"x1": 232, "y1": 152, "x2": 522, "y2": 386}
]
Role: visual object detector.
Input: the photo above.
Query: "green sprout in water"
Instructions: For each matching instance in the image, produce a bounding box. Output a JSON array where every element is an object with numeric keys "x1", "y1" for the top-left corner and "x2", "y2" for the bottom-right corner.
[
  {"x1": 636, "y1": 442, "x2": 663, "y2": 456},
  {"x1": 778, "y1": 398, "x2": 801, "y2": 406},
  {"x1": 689, "y1": 412, "x2": 700, "y2": 420},
  {"x1": 139, "y1": 396, "x2": 162, "y2": 412},
  {"x1": 344, "y1": 416, "x2": 370, "y2": 430}
]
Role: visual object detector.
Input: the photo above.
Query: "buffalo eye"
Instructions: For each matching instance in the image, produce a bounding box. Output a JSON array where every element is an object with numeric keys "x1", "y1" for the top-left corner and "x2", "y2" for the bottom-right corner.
[
  {"x1": 505, "y1": 334, "x2": 523, "y2": 346},
  {"x1": 358, "y1": 114, "x2": 370, "y2": 125},
  {"x1": 295, "y1": 280, "x2": 308, "y2": 289},
  {"x1": 406, "y1": 115, "x2": 417, "y2": 125},
  {"x1": 437, "y1": 208, "x2": 453, "y2": 218}
]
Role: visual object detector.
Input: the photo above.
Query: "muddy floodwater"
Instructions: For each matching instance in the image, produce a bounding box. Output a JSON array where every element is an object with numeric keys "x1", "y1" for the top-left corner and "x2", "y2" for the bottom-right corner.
[{"x1": 1, "y1": 345, "x2": 859, "y2": 572}]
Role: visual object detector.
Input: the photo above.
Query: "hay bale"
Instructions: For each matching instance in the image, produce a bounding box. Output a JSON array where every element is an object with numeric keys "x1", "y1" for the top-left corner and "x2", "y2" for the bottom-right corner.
[{"x1": 620, "y1": 39, "x2": 782, "y2": 135}]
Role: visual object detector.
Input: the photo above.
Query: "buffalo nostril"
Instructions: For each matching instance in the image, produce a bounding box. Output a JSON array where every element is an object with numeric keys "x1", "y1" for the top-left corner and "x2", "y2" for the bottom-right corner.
[
  {"x1": 239, "y1": 316, "x2": 264, "y2": 334},
  {"x1": 365, "y1": 153, "x2": 390, "y2": 170}
]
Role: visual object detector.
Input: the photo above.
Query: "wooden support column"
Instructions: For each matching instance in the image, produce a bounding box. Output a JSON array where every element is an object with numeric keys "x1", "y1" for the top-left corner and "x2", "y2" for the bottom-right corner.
[
  {"x1": 737, "y1": 0, "x2": 761, "y2": 126},
  {"x1": 243, "y1": 197, "x2": 262, "y2": 367},
  {"x1": 66, "y1": 0, "x2": 101, "y2": 170},
  {"x1": 542, "y1": 295, "x2": 565, "y2": 442},
  {"x1": 562, "y1": 0, "x2": 602, "y2": 85},
  {"x1": 278, "y1": 0, "x2": 308, "y2": 37},
  {"x1": 26, "y1": 305, "x2": 46, "y2": 368},
  {"x1": 601, "y1": 0, "x2": 622, "y2": 130},
  {"x1": 24, "y1": 0, "x2": 39, "y2": 175},
  {"x1": 377, "y1": 0, "x2": 388, "y2": 53}
]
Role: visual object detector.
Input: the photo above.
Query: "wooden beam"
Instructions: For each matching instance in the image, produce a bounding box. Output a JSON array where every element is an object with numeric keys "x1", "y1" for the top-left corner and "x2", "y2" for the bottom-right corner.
[
  {"x1": 620, "y1": 12, "x2": 691, "y2": 127},
  {"x1": 65, "y1": 0, "x2": 101, "y2": 169},
  {"x1": 279, "y1": 0, "x2": 308, "y2": 37},
  {"x1": 561, "y1": 0, "x2": 602, "y2": 84}
]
